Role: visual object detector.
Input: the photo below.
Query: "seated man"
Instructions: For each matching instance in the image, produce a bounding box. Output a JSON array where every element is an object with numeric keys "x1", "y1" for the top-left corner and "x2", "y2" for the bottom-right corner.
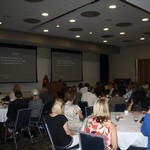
[
  {"x1": 81, "y1": 86, "x2": 98, "y2": 106},
  {"x1": 29, "y1": 89, "x2": 43, "y2": 119}
]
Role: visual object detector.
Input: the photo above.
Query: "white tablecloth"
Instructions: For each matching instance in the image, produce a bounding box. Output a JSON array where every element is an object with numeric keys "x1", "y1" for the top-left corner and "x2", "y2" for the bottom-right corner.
[
  {"x1": 111, "y1": 112, "x2": 148, "y2": 150},
  {"x1": 81, "y1": 112, "x2": 148, "y2": 150},
  {"x1": 0, "y1": 107, "x2": 8, "y2": 122}
]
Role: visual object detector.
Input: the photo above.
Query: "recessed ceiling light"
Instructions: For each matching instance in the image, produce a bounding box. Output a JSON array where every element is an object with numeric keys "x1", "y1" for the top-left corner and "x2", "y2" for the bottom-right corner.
[
  {"x1": 103, "y1": 28, "x2": 109, "y2": 31},
  {"x1": 43, "y1": 29, "x2": 49, "y2": 32},
  {"x1": 0, "y1": 22, "x2": 2, "y2": 24},
  {"x1": 142, "y1": 18, "x2": 148, "y2": 22},
  {"x1": 89, "y1": 32, "x2": 93, "y2": 35},
  {"x1": 103, "y1": 40, "x2": 107, "y2": 43},
  {"x1": 75, "y1": 35, "x2": 80, "y2": 38},
  {"x1": 109, "y1": 5, "x2": 117, "y2": 9},
  {"x1": 56, "y1": 25, "x2": 60, "y2": 28},
  {"x1": 42, "y1": 13, "x2": 49, "y2": 16},
  {"x1": 120, "y1": 32, "x2": 125, "y2": 35},
  {"x1": 140, "y1": 37, "x2": 145, "y2": 40},
  {"x1": 70, "y1": 19, "x2": 76, "y2": 23}
]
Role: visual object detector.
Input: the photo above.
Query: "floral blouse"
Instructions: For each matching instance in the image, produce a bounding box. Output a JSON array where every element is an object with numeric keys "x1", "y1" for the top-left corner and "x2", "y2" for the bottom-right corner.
[{"x1": 85, "y1": 117, "x2": 113, "y2": 150}]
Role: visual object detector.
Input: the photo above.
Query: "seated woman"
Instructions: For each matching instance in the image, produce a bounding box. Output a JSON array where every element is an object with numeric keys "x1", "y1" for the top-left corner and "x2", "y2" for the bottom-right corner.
[
  {"x1": 84, "y1": 98, "x2": 118, "y2": 150},
  {"x1": 108, "y1": 89, "x2": 126, "y2": 112},
  {"x1": 127, "y1": 89, "x2": 148, "y2": 112},
  {"x1": 64, "y1": 90, "x2": 84, "y2": 133},
  {"x1": 44, "y1": 98, "x2": 79, "y2": 149},
  {"x1": 9, "y1": 84, "x2": 22, "y2": 101},
  {"x1": 6, "y1": 91, "x2": 28, "y2": 136}
]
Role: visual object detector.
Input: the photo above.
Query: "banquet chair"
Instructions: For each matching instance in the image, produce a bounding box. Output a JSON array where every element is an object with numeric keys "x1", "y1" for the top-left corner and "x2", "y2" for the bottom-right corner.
[
  {"x1": 127, "y1": 146, "x2": 147, "y2": 150},
  {"x1": 44, "y1": 119, "x2": 79, "y2": 150},
  {"x1": 114, "y1": 103, "x2": 126, "y2": 112},
  {"x1": 30, "y1": 105, "x2": 45, "y2": 137},
  {"x1": 85, "y1": 106, "x2": 93, "y2": 117},
  {"x1": 5, "y1": 108, "x2": 33, "y2": 149},
  {"x1": 79, "y1": 131, "x2": 106, "y2": 150},
  {"x1": 78, "y1": 101, "x2": 88, "y2": 117}
]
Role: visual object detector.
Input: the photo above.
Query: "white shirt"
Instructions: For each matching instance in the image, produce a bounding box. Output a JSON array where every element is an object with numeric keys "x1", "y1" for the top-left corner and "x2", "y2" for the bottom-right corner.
[
  {"x1": 81, "y1": 92, "x2": 98, "y2": 106},
  {"x1": 80, "y1": 87, "x2": 88, "y2": 94}
]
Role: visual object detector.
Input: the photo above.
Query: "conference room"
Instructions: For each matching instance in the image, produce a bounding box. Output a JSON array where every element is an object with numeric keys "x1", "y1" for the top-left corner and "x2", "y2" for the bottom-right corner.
[{"x1": 0, "y1": 0, "x2": 150, "y2": 149}]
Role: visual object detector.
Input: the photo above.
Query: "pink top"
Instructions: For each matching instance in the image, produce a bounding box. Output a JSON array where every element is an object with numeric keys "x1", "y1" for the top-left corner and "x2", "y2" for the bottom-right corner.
[{"x1": 85, "y1": 117, "x2": 112, "y2": 150}]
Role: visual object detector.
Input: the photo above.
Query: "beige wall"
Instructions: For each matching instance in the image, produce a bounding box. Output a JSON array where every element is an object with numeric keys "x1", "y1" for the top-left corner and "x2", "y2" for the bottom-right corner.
[{"x1": 109, "y1": 44, "x2": 150, "y2": 82}]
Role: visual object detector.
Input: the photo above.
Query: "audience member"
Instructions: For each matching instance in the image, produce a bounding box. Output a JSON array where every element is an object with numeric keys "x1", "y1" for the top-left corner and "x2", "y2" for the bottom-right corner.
[
  {"x1": 123, "y1": 83, "x2": 133, "y2": 103},
  {"x1": 29, "y1": 89, "x2": 44, "y2": 119},
  {"x1": 108, "y1": 89, "x2": 126, "y2": 112},
  {"x1": 40, "y1": 84, "x2": 54, "y2": 114},
  {"x1": 127, "y1": 89, "x2": 148, "y2": 112},
  {"x1": 64, "y1": 90, "x2": 83, "y2": 133},
  {"x1": 40, "y1": 84, "x2": 53, "y2": 105},
  {"x1": 77, "y1": 83, "x2": 83, "y2": 92},
  {"x1": 141, "y1": 81, "x2": 149, "y2": 92},
  {"x1": 107, "y1": 82, "x2": 115, "y2": 98},
  {"x1": 93, "y1": 82, "x2": 102, "y2": 97},
  {"x1": 117, "y1": 80, "x2": 127, "y2": 96},
  {"x1": 141, "y1": 112, "x2": 150, "y2": 150},
  {"x1": 84, "y1": 98, "x2": 118, "y2": 150},
  {"x1": 44, "y1": 98, "x2": 79, "y2": 149},
  {"x1": 58, "y1": 82, "x2": 69, "y2": 99},
  {"x1": 9, "y1": 84, "x2": 21, "y2": 101},
  {"x1": 128, "y1": 88, "x2": 148, "y2": 111},
  {"x1": 6, "y1": 91, "x2": 28, "y2": 127},
  {"x1": 72, "y1": 85, "x2": 82, "y2": 104},
  {"x1": 81, "y1": 86, "x2": 98, "y2": 106},
  {"x1": 79, "y1": 83, "x2": 89, "y2": 94}
]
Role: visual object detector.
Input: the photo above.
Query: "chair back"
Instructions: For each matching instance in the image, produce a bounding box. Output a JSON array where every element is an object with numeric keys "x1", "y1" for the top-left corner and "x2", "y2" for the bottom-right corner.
[
  {"x1": 43, "y1": 119, "x2": 78, "y2": 150},
  {"x1": 114, "y1": 103, "x2": 126, "y2": 112},
  {"x1": 14, "y1": 108, "x2": 31, "y2": 132},
  {"x1": 79, "y1": 131, "x2": 106, "y2": 150},
  {"x1": 37, "y1": 104, "x2": 44, "y2": 122},
  {"x1": 85, "y1": 106, "x2": 93, "y2": 117},
  {"x1": 44, "y1": 120, "x2": 56, "y2": 150},
  {"x1": 78, "y1": 101, "x2": 88, "y2": 117}
]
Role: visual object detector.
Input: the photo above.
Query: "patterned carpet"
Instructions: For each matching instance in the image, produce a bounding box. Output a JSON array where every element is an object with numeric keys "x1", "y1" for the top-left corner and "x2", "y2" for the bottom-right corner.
[{"x1": 0, "y1": 124, "x2": 52, "y2": 150}]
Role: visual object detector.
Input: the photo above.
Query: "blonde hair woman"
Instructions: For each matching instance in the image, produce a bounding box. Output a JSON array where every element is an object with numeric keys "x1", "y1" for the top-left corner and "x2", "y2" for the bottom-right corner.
[
  {"x1": 45, "y1": 98, "x2": 79, "y2": 149},
  {"x1": 84, "y1": 98, "x2": 118, "y2": 150},
  {"x1": 51, "y1": 98, "x2": 64, "y2": 114}
]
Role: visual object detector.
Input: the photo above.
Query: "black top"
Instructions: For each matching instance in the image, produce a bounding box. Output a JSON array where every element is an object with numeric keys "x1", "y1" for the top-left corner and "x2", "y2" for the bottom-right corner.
[
  {"x1": 45, "y1": 114, "x2": 72, "y2": 147},
  {"x1": 7, "y1": 98, "x2": 29, "y2": 122}
]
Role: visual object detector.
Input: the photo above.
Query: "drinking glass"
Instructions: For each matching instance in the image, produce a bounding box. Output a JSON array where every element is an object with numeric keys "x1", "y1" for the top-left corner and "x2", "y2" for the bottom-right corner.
[
  {"x1": 115, "y1": 114, "x2": 120, "y2": 126},
  {"x1": 133, "y1": 114, "x2": 138, "y2": 125}
]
